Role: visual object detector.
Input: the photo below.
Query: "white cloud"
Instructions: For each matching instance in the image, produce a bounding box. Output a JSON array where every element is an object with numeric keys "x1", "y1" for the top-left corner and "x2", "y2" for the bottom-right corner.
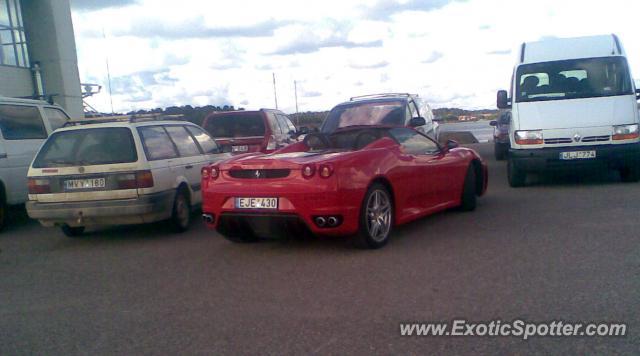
[{"x1": 72, "y1": 0, "x2": 640, "y2": 113}]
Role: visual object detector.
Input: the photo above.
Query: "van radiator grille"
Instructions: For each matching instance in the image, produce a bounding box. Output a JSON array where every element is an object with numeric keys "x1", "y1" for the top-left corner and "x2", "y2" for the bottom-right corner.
[
  {"x1": 581, "y1": 135, "x2": 610, "y2": 142},
  {"x1": 228, "y1": 169, "x2": 290, "y2": 179},
  {"x1": 544, "y1": 138, "x2": 572, "y2": 144}
]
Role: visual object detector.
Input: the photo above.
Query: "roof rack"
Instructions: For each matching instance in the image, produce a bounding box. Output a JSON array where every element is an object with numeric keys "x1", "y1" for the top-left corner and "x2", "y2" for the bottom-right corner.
[
  {"x1": 63, "y1": 114, "x2": 186, "y2": 127},
  {"x1": 349, "y1": 93, "x2": 416, "y2": 101}
]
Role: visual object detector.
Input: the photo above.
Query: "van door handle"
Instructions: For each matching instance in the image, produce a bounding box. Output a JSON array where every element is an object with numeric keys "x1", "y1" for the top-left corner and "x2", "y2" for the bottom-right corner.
[
  {"x1": 0, "y1": 153, "x2": 6, "y2": 159},
  {"x1": 185, "y1": 165, "x2": 193, "y2": 169}
]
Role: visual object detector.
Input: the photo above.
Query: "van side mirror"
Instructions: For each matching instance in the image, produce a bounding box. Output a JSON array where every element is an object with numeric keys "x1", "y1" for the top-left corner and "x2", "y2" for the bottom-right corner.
[
  {"x1": 497, "y1": 90, "x2": 511, "y2": 109},
  {"x1": 636, "y1": 88, "x2": 640, "y2": 100},
  {"x1": 409, "y1": 117, "x2": 426, "y2": 127},
  {"x1": 489, "y1": 120, "x2": 498, "y2": 126}
]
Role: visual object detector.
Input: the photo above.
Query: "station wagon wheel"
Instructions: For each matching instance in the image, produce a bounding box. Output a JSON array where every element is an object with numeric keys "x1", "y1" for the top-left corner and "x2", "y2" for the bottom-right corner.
[
  {"x1": 170, "y1": 189, "x2": 191, "y2": 233},
  {"x1": 357, "y1": 183, "x2": 393, "y2": 249}
]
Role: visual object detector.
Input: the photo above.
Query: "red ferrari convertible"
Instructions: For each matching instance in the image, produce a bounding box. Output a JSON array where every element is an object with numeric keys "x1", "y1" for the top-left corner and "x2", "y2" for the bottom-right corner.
[{"x1": 201, "y1": 125, "x2": 488, "y2": 249}]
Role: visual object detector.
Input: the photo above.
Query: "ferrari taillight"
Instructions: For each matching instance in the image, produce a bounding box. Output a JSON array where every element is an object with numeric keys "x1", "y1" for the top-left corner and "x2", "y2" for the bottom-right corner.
[
  {"x1": 319, "y1": 164, "x2": 333, "y2": 178},
  {"x1": 202, "y1": 166, "x2": 219, "y2": 180},
  {"x1": 302, "y1": 164, "x2": 316, "y2": 179}
]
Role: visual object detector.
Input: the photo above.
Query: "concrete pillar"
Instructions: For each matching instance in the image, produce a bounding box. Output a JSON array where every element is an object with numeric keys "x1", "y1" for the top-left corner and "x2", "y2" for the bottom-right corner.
[{"x1": 21, "y1": 0, "x2": 83, "y2": 118}]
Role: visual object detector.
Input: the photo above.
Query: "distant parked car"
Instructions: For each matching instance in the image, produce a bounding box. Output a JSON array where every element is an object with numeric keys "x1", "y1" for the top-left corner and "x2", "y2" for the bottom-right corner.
[
  {"x1": 490, "y1": 111, "x2": 511, "y2": 160},
  {"x1": 322, "y1": 93, "x2": 439, "y2": 139},
  {"x1": 0, "y1": 96, "x2": 72, "y2": 231},
  {"x1": 26, "y1": 118, "x2": 230, "y2": 237},
  {"x1": 202, "y1": 109, "x2": 299, "y2": 154}
]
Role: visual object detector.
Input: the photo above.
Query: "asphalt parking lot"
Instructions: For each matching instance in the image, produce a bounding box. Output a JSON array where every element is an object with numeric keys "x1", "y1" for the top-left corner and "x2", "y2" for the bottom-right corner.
[{"x1": 1, "y1": 143, "x2": 639, "y2": 354}]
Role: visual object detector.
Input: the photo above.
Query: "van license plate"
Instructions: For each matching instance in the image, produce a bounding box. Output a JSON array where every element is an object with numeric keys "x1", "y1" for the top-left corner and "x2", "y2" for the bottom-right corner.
[
  {"x1": 65, "y1": 178, "x2": 106, "y2": 190},
  {"x1": 232, "y1": 145, "x2": 249, "y2": 153},
  {"x1": 235, "y1": 197, "x2": 278, "y2": 210},
  {"x1": 560, "y1": 151, "x2": 596, "y2": 160}
]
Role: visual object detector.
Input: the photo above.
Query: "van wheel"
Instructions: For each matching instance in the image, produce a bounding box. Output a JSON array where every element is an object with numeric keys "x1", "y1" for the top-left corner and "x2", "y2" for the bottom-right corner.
[
  {"x1": 61, "y1": 225, "x2": 85, "y2": 237},
  {"x1": 507, "y1": 158, "x2": 526, "y2": 187},
  {"x1": 170, "y1": 189, "x2": 191, "y2": 233},
  {"x1": 356, "y1": 183, "x2": 393, "y2": 249},
  {"x1": 0, "y1": 194, "x2": 6, "y2": 232},
  {"x1": 619, "y1": 166, "x2": 640, "y2": 182},
  {"x1": 459, "y1": 165, "x2": 477, "y2": 211}
]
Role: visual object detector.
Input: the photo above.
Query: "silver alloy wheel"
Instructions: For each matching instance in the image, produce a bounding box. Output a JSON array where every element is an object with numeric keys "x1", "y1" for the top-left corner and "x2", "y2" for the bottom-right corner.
[
  {"x1": 176, "y1": 194, "x2": 189, "y2": 227},
  {"x1": 366, "y1": 189, "x2": 392, "y2": 242}
]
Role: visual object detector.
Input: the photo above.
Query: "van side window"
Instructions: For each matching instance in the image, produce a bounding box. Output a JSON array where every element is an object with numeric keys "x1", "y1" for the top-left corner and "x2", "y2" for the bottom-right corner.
[
  {"x1": 43, "y1": 107, "x2": 70, "y2": 131},
  {"x1": 138, "y1": 126, "x2": 179, "y2": 161},
  {"x1": 165, "y1": 126, "x2": 201, "y2": 157},
  {"x1": 0, "y1": 104, "x2": 47, "y2": 140},
  {"x1": 186, "y1": 126, "x2": 219, "y2": 154}
]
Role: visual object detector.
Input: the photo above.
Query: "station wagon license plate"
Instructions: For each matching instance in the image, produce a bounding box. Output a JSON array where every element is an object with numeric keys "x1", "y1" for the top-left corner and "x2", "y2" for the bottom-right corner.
[
  {"x1": 232, "y1": 145, "x2": 249, "y2": 153},
  {"x1": 65, "y1": 178, "x2": 106, "y2": 190},
  {"x1": 235, "y1": 197, "x2": 278, "y2": 210},
  {"x1": 560, "y1": 151, "x2": 596, "y2": 160}
]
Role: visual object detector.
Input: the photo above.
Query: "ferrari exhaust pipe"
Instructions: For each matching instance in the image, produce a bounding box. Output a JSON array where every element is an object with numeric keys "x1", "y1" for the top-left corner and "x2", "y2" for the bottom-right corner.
[
  {"x1": 315, "y1": 216, "x2": 326, "y2": 227},
  {"x1": 202, "y1": 214, "x2": 215, "y2": 224},
  {"x1": 327, "y1": 216, "x2": 338, "y2": 227}
]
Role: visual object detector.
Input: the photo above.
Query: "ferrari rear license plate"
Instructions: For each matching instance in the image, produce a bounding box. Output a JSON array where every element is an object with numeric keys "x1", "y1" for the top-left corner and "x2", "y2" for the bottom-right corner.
[
  {"x1": 235, "y1": 197, "x2": 278, "y2": 210},
  {"x1": 232, "y1": 145, "x2": 249, "y2": 153},
  {"x1": 65, "y1": 178, "x2": 106, "y2": 190},
  {"x1": 559, "y1": 151, "x2": 596, "y2": 160}
]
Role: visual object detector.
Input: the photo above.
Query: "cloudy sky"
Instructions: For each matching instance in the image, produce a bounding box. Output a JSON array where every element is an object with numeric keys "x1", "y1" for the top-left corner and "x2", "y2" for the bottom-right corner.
[{"x1": 70, "y1": 0, "x2": 640, "y2": 114}]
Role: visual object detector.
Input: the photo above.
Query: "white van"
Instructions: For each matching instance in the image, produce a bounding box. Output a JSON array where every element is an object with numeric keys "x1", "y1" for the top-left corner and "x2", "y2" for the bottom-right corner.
[
  {"x1": 497, "y1": 34, "x2": 640, "y2": 187},
  {"x1": 0, "y1": 97, "x2": 72, "y2": 230},
  {"x1": 26, "y1": 118, "x2": 230, "y2": 237}
]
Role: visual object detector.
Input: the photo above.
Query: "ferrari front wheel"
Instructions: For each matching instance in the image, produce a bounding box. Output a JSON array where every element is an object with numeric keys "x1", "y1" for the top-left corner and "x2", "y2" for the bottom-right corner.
[{"x1": 356, "y1": 183, "x2": 393, "y2": 249}]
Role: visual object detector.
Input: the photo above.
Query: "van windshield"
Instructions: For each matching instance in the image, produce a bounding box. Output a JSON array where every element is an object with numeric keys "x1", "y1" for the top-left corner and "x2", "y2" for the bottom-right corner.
[
  {"x1": 515, "y1": 56, "x2": 633, "y2": 103},
  {"x1": 33, "y1": 128, "x2": 137, "y2": 168},
  {"x1": 205, "y1": 114, "x2": 265, "y2": 138}
]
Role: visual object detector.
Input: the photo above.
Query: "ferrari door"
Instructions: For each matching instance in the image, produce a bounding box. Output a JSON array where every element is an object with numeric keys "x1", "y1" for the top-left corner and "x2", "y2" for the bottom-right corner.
[{"x1": 388, "y1": 128, "x2": 443, "y2": 210}]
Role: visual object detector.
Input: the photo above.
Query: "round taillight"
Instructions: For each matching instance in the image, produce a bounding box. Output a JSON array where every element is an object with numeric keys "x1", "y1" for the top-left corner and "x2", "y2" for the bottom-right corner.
[
  {"x1": 211, "y1": 166, "x2": 220, "y2": 179},
  {"x1": 302, "y1": 164, "x2": 315, "y2": 179},
  {"x1": 201, "y1": 167, "x2": 210, "y2": 179},
  {"x1": 319, "y1": 164, "x2": 333, "y2": 178}
]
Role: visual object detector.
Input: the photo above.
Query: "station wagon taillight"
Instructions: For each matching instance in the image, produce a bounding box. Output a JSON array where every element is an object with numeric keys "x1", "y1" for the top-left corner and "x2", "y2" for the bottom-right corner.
[
  {"x1": 28, "y1": 178, "x2": 51, "y2": 194},
  {"x1": 117, "y1": 170, "x2": 154, "y2": 189}
]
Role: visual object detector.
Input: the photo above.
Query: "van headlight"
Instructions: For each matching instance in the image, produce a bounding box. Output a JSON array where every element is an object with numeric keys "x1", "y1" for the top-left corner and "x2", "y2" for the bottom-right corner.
[
  {"x1": 612, "y1": 124, "x2": 639, "y2": 140},
  {"x1": 514, "y1": 130, "x2": 543, "y2": 145}
]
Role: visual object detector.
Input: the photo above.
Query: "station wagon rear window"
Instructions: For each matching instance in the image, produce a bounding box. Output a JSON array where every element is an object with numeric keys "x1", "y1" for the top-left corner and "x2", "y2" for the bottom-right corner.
[
  {"x1": 33, "y1": 128, "x2": 137, "y2": 168},
  {"x1": 205, "y1": 114, "x2": 266, "y2": 138}
]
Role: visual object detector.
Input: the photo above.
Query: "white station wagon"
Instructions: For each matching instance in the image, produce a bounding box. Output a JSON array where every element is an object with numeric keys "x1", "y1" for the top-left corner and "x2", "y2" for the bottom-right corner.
[{"x1": 26, "y1": 117, "x2": 230, "y2": 237}]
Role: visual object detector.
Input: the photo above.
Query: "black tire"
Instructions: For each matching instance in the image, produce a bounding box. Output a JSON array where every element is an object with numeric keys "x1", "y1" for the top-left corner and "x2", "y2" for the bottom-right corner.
[
  {"x1": 0, "y1": 192, "x2": 6, "y2": 232},
  {"x1": 507, "y1": 157, "x2": 526, "y2": 188},
  {"x1": 619, "y1": 166, "x2": 640, "y2": 183},
  {"x1": 459, "y1": 165, "x2": 477, "y2": 211},
  {"x1": 170, "y1": 189, "x2": 191, "y2": 233},
  {"x1": 355, "y1": 183, "x2": 394, "y2": 249},
  {"x1": 494, "y1": 143, "x2": 507, "y2": 161},
  {"x1": 61, "y1": 225, "x2": 85, "y2": 237}
]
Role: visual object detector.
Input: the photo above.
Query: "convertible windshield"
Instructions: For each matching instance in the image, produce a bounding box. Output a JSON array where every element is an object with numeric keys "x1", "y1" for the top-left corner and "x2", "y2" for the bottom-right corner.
[
  {"x1": 321, "y1": 101, "x2": 405, "y2": 133},
  {"x1": 515, "y1": 56, "x2": 633, "y2": 103}
]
